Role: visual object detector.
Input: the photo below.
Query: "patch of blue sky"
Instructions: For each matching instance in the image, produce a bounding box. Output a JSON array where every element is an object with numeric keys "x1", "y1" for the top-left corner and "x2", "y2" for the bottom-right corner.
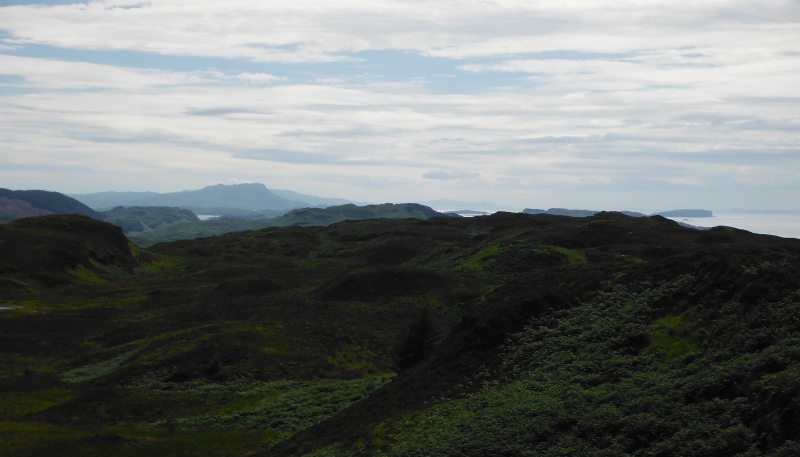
[
  {"x1": 2, "y1": 44, "x2": 517, "y2": 92},
  {"x1": 0, "y1": 74, "x2": 24, "y2": 84},
  {"x1": 4, "y1": 43, "x2": 285, "y2": 75},
  {"x1": 2, "y1": 42, "x2": 638, "y2": 94}
]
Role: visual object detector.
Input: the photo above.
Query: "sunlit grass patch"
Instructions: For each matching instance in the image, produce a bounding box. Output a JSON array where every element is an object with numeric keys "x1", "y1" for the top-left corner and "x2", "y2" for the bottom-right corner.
[
  {"x1": 328, "y1": 344, "x2": 382, "y2": 375},
  {"x1": 752, "y1": 364, "x2": 800, "y2": 390},
  {"x1": 133, "y1": 253, "x2": 186, "y2": 276},
  {"x1": 0, "y1": 389, "x2": 73, "y2": 418},
  {"x1": 160, "y1": 376, "x2": 394, "y2": 446},
  {"x1": 62, "y1": 349, "x2": 142, "y2": 384},
  {"x1": 0, "y1": 421, "x2": 90, "y2": 457},
  {"x1": 649, "y1": 309, "x2": 700, "y2": 362},
  {"x1": 617, "y1": 253, "x2": 647, "y2": 264},
  {"x1": 540, "y1": 245, "x2": 589, "y2": 265},
  {"x1": 459, "y1": 243, "x2": 505, "y2": 270},
  {"x1": 69, "y1": 265, "x2": 108, "y2": 285}
]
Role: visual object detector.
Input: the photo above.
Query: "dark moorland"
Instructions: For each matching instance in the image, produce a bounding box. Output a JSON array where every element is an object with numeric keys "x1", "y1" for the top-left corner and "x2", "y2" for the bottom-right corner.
[{"x1": 1, "y1": 211, "x2": 800, "y2": 456}]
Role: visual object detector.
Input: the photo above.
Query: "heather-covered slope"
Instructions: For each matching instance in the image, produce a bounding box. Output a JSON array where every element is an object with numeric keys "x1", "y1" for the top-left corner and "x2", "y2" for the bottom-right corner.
[{"x1": 1, "y1": 212, "x2": 799, "y2": 457}]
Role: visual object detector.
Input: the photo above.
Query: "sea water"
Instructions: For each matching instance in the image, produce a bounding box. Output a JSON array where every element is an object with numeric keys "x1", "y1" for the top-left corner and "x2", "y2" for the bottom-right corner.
[{"x1": 666, "y1": 211, "x2": 800, "y2": 240}]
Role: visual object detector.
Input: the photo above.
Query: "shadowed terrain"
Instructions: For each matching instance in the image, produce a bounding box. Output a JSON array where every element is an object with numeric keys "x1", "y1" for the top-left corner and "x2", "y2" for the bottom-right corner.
[{"x1": 1, "y1": 212, "x2": 799, "y2": 456}]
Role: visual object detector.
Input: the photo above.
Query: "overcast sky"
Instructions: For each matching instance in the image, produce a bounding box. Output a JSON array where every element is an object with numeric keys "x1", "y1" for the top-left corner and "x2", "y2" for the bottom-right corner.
[{"x1": 1, "y1": 0, "x2": 799, "y2": 211}]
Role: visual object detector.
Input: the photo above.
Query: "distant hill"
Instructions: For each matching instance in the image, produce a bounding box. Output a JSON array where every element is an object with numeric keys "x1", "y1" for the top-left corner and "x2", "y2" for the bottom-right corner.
[
  {"x1": 101, "y1": 206, "x2": 200, "y2": 234},
  {"x1": 523, "y1": 208, "x2": 647, "y2": 218},
  {"x1": 269, "y1": 203, "x2": 451, "y2": 227},
  {"x1": 112, "y1": 183, "x2": 306, "y2": 211},
  {"x1": 66, "y1": 191, "x2": 160, "y2": 210},
  {"x1": 130, "y1": 203, "x2": 452, "y2": 246},
  {"x1": 0, "y1": 188, "x2": 102, "y2": 221},
  {"x1": 271, "y1": 189, "x2": 365, "y2": 207},
  {"x1": 0, "y1": 197, "x2": 52, "y2": 223},
  {"x1": 652, "y1": 209, "x2": 714, "y2": 217},
  {"x1": 522, "y1": 208, "x2": 714, "y2": 218},
  {"x1": 71, "y1": 184, "x2": 360, "y2": 212}
]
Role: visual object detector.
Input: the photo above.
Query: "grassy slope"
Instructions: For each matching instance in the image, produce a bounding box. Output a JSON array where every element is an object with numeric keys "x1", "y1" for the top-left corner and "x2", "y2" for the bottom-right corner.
[{"x1": 1, "y1": 212, "x2": 799, "y2": 456}]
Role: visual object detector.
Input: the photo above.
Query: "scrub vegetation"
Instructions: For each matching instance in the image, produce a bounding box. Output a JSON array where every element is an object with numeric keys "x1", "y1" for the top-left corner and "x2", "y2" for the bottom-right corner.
[{"x1": 1, "y1": 211, "x2": 799, "y2": 456}]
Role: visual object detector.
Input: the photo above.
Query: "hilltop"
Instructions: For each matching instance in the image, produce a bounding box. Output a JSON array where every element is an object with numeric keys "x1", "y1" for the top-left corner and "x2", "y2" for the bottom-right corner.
[
  {"x1": 0, "y1": 188, "x2": 102, "y2": 222},
  {"x1": 70, "y1": 183, "x2": 362, "y2": 212},
  {"x1": 1, "y1": 211, "x2": 799, "y2": 456}
]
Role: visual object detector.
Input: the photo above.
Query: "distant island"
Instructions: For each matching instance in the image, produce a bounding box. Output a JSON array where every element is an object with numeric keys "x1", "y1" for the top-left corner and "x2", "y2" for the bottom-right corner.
[
  {"x1": 522, "y1": 208, "x2": 647, "y2": 218},
  {"x1": 523, "y1": 208, "x2": 713, "y2": 218},
  {"x1": 651, "y1": 209, "x2": 714, "y2": 217}
]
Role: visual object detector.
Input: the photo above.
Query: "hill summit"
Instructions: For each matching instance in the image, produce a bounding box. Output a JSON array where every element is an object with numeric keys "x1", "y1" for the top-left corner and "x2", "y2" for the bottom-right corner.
[
  {"x1": 0, "y1": 188, "x2": 102, "y2": 222},
  {"x1": 117, "y1": 183, "x2": 307, "y2": 211}
]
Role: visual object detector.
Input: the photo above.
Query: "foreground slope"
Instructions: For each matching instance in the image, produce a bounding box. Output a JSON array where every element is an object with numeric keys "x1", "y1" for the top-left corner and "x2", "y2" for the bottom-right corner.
[{"x1": 0, "y1": 212, "x2": 799, "y2": 457}]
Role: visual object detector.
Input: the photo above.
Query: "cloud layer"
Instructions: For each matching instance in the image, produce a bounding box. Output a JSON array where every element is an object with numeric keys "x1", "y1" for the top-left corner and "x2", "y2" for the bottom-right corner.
[{"x1": 0, "y1": 0, "x2": 799, "y2": 210}]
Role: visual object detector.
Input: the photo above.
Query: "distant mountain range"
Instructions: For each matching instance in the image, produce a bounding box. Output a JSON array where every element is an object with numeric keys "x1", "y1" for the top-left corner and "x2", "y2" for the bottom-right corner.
[
  {"x1": 70, "y1": 183, "x2": 310, "y2": 211},
  {"x1": 69, "y1": 183, "x2": 365, "y2": 212},
  {"x1": 2, "y1": 185, "x2": 716, "y2": 247}
]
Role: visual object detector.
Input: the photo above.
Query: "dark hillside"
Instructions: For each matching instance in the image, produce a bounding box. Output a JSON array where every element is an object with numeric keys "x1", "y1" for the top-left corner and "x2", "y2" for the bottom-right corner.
[
  {"x1": 0, "y1": 214, "x2": 139, "y2": 288},
  {"x1": 130, "y1": 202, "x2": 451, "y2": 246},
  {"x1": 264, "y1": 214, "x2": 800, "y2": 457},
  {"x1": 0, "y1": 196, "x2": 52, "y2": 221},
  {"x1": 1, "y1": 212, "x2": 799, "y2": 457},
  {"x1": 0, "y1": 188, "x2": 102, "y2": 220}
]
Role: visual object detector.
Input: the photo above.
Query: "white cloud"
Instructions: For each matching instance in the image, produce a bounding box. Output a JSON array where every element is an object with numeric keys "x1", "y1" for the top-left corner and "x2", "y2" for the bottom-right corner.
[
  {"x1": 236, "y1": 72, "x2": 283, "y2": 84},
  {"x1": 422, "y1": 169, "x2": 480, "y2": 180},
  {"x1": 0, "y1": 54, "x2": 217, "y2": 88},
  {"x1": 0, "y1": 0, "x2": 798, "y2": 62},
  {"x1": 0, "y1": 0, "x2": 799, "y2": 209}
]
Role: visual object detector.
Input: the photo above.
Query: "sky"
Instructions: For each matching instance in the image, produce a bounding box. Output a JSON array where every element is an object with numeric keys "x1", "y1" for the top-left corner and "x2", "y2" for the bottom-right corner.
[{"x1": 0, "y1": 0, "x2": 799, "y2": 211}]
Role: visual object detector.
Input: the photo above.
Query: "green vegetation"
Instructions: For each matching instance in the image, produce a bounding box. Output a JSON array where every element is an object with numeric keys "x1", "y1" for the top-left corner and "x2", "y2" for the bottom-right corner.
[
  {"x1": 650, "y1": 309, "x2": 700, "y2": 362},
  {"x1": 1, "y1": 211, "x2": 800, "y2": 456}
]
